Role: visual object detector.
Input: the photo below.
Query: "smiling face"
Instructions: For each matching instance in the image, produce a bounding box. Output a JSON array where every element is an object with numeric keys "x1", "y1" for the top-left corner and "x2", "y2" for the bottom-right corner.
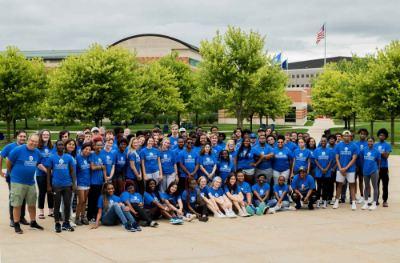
[
  {"x1": 148, "y1": 180, "x2": 156, "y2": 191},
  {"x1": 320, "y1": 137, "x2": 327, "y2": 147},
  {"x1": 147, "y1": 137, "x2": 154, "y2": 148},
  {"x1": 228, "y1": 175, "x2": 236, "y2": 186},
  {"x1": 107, "y1": 185, "x2": 115, "y2": 196},
  {"x1": 41, "y1": 131, "x2": 50, "y2": 143},
  {"x1": 82, "y1": 146, "x2": 91, "y2": 156},
  {"x1": 56, "y1": 141, "x2": 65, "y2": 153},
  {"x1": 17, "y1": 132, "x2": 27, "y2": 145},
  {"x1": 127, "y1": 185, "x2": 135, "y2": 193},
  {"x1": 213, "y1": 177, "x2": 222, "y2": 188},
  {"x1": 367, "y1": 138, "x2": 374, "y2": 148},
  {"x1": 277, "y1": 138, "x2": 284, "y2": 149},
  {"x1": 278, "y1": 175, "x2": 285, "y2": 185},
  {"x1": 162, "y1": 139, "x2": 170, "y2": 150},
  {"x1": 119, "y1": 141, "x2": 127, "y2": 152},
  {"x1": 243, "y1": 138, "x2": 250, "y2": 147},
  {"x1": 198, "y1": 177, "x2": 207, "y2": 188},
  {"x1": 170, "y1": 184, "x2": 178, "y2": 194},
  {"x1": 95, "y1": 141, "x2": 103, "y2": 153},
  {"x1": 66, "y1": 140, "x2": 75, "y2": 153},
  {"x1": 236, "y1": 172, "x2": 245, "y2": 182},
  {"x1": 105, "y1": 139, "x2": 114, "y2": 149},
  {"x1": 204, "y1": 144, "x2": 211, "y2": 153}
]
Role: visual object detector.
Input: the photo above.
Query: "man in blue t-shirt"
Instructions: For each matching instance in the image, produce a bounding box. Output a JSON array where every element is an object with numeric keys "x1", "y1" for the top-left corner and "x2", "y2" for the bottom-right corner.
[
  {"x1": 291, "y1": 167, "x2": 316, "y2": 210},
  {"x1": 46, "y1": 140, "x2": 76, "y2": 232},
  {"x1": 7, "y1": 134, "x2": 44, "y2": 234},
  {"x1": 355, "y1": 128, "x2": 369, "y2": 204},
  {"x1": 0, "y1": 130, "x2": 28, "y2": 227},
  {"x1": 375, "y1": 128, "x2": 392, "y2": 207},
  {"x1": 334, "y1": 130, "x2": 358, "y2": 210}
]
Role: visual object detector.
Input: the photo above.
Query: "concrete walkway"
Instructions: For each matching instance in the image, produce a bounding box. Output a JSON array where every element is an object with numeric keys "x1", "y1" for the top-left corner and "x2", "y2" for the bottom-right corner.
[{"x1": 308, "y1": 118, "x2": 341, "y2": 143}]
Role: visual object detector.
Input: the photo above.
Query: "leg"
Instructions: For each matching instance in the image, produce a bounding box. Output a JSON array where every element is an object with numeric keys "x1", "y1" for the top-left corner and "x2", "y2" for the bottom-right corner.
[
  {"x1": 53, "y1": 187, "x2": 62, "y2": 223},
  {"x1": 76, "y1": 190, "x2": 84, "y2": 219},
  {"x1": 272, "y1": 170, "x2": 280, "y2": 186},
  {"x1": 36, "y1": 176, "x2": 46, "y2": 211},
  {"x1": 291, "y1": 192, "x2": 301, "y2": 209},
  {"x1": 371, "y1": 171, "x2": 379, "y2": 203},
  {"x1": 381, "y1": 168, "x2": 389, "y2": 203},
  {"x1": 363, "y1": 175, "x2": 371, "y2": 202},
  {"x1": 132, "y1": 203, "x2": 152, "y2": 224},
  {"x1": 62, "y1": 187, "x2": 72, "y2": 223}
]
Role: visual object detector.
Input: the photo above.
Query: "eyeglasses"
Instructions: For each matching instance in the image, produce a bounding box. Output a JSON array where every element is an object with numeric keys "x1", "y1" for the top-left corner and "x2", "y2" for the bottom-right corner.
[{"x1": 107, "y1": 188, "x2": 114, "y2": 191}]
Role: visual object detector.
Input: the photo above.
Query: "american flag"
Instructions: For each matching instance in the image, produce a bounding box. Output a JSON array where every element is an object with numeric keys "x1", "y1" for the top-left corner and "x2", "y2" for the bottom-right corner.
[{"x1": 316, "y1": 24, "x2": 325, "y2": 44}]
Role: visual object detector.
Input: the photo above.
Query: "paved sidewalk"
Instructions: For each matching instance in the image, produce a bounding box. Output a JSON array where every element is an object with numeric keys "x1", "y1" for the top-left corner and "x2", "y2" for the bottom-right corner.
[
  {"x1": 308, "y1": 118, "x2": 341, "y2": 143},
  {"x1": 1, "y1": 156, "x2": 399, "y2": 263}
]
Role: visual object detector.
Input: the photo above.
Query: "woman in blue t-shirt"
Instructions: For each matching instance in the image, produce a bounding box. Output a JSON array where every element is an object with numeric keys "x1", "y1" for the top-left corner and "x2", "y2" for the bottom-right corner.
[
  {"x1": 273, "y1": 175, "x2": 292, "y2": 211},
  {"x1": 182, "y1": 178, "x2": 209, "y2": 222},
  {"x1": 208, "y1": 177, "x2": 235, "y2": 218},
  {"x1": 75, "y1": 143, "x2": 92, "y2": 225},
  {"x1": 92, "y1": 182, "x2": 139, "y2": 232},
  {"x1": 113, "y1": 138, "x2": 128, "y2": 195},
  {"x1": 217, "y1": 150, "x2": 234, "y2": 183},
  {"x1": 235, "y1": 138, "x2": 255, "y2": 183},
  {"x1": 198, "y1": 143, "x2": 217, "y2": 181},
  {"x1": 127, "y1": 138, "x2": 142, "y2": 192},
  {"x1": 224, "y1": 174, "x2": 249, "y2": 217},
  {"x1": 159, "y1": 138, "x2": 178, "y2": 193},
  {"x1": 140, "y1": 137, "x2": 162, "y2": 184},
  {"x1": 161, "y1": 182, "x2": 188, "y2": 223},
  {"x1": 292, "y1": 138, "x2": 311, "y2": 176}
]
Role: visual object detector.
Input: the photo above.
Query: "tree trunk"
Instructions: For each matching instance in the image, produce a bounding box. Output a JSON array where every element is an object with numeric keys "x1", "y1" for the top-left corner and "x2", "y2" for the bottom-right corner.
[
  {"x1": 370, "y1": 120, "x2": 374, "y2": 137},
  {"x1": 24, "y1": 118, "x2": 28, "y2": 129},
  {"x1": 236, "y1": 107, "x2": 244, "y2": 128},
  {"x1": 94, "y1": 119, "x2": 100, "y2": 127},
  {"x1": 266, "y1": 115, "x2": 269, "y2": 126},
  {"x1": 177, "y1": 112, "x2": 181, "y2": 126},
  {"x1": 352, "y1": 113, "x2": 356, "y2": 132},
  {"x1": 6, "y1": 119, "x2": 11, "y2": 142},
  {"x1": 390, "y1": 112, "x2": 395, "y2": 146},
  {"x1": 259, "y1": 114, "x2": 263, "y2": 126},
  {"x1": 13, "y1": 118, "x2": 16, "y2": 138},
  {"x1": 249, "y1": 114, "x2": 253, "y2": 132},
  {"x1": 195, "y1": 112, "x2": 199, "y2": 127}
]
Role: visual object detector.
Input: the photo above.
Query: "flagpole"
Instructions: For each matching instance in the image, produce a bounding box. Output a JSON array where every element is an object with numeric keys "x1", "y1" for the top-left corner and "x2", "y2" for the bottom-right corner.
[{"x1": 324, "y1": 22, "x2": 327, "y2": 67}]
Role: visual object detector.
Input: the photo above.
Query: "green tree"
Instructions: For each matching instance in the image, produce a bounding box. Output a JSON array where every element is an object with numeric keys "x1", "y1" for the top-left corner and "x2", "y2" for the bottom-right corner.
[
  {"x1": 198, "y1": 26, "x2": 268, "y2": 128},
  {"x1": 45, "y1": 44, "x2": 141, "y2": 126},
  {"x1": 138, "y1": 61, "x2": 184, "y2": 123},
  {"x1": 0, "y1": 47, "x2": 47, "y2": 141}
]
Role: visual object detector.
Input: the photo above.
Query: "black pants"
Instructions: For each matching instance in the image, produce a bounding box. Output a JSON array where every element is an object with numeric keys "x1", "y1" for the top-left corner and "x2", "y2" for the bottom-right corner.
[
  {"x1": 292, "y1": 190, "x2": 316, "y2": 209},
  {"x1": 88, "y1": 184, "x2": 102, "y2": 220},
  {"x1": 378, "y1": 168, "x2": 389, "y2": 202},
  {"x1": 316, "y1": 177, "x2": 330, "y2": 201},
  {"x1": 177, "y1": 177, "x2": 187, "y2": 194},
  {"x1": 131, "y1": 203, "x2": 153, "y2": 225},
  {"x1": 36, "y1": 176, "x2": 54, "y2": 210},
  {"x1": 7, "y1": 181, "x2": 26, "y2": 221},
  {"x1": 53, "y1": 186, "x2": 72, "y2": 223},
  {"x1": 327, "y1": 171, "x2": 335, "y2": 201},
  {"x1": 190, "y1": 203, "x2": 208, "y2": 216}
]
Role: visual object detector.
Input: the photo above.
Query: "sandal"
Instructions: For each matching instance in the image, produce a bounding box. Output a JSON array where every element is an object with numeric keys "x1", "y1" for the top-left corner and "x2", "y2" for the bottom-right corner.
[
  {"x1": 48, "y1": 213, "x2": 54, "y2": 218},
  {"x1": 38, "y1": 214, "x2": 45, "y2": 219}
]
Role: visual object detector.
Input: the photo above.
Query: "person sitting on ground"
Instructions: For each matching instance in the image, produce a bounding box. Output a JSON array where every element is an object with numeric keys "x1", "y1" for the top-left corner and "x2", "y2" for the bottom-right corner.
[
  {"x1": 161, "y1": 182, "x2": 190, "y2": 224},
  {"x1": 208, "y1": 176, "x2": 236, "y2": 218},
  {"x1": 273, "y1": 175, "x2": 293, "y2": 211},
  {"x1": 291, "y1": 167, "x2": 317, "y2": 210},
  {"x1": 252, "y1": 174, "x2": 277, "y2": 215},
  {"x1": 224, "y1": 174, "x2": 250, "y2": 217},
  {"x1": 181, "y1": 178, "x2": 209, "y2": 222}
]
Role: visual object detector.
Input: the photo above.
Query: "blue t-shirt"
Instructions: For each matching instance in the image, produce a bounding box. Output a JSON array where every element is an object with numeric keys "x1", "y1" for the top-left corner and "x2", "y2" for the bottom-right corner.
[
  {"x1": 211, "y1": 145, "x2": 223, "y2": 157},
  {"x1": 140, "y1": 147, "x2": 160, "y2": 174},
  {"x1": 224, "y1": 185, "x2": 240, "y2": 195},
  {"x1": 272, "y1": 147, "x2": 293, "y2": 172},
  {"x1": 374, "y1": 141, "x2": 391, "y2": 168},
  {"x1": 36, "y1": 146, "x2": 52, "y2": 177},
  {"x1": 313, "y1": 147, "x2": 334, "y2": 178},
  {"x1": 120, "y1": 191, "x2": 143, "y2": 204},
  {"x1": 199, "y1": 186, "x2": 209, "y2": 198},
  {"x1": 361, "y1": 147, "x2": 381, "y2": 176},
  {"x1": 273, "y1": 184, "x2": 289, "y2": 201},
  {"x1": 46, "y1": 153, "x2": 74, "y2": 187},
  {"x1": 285, "y1": 141, "x2": 298, "y2": 152},
  {"x1": 169, "y1": 135, "x2": 179, "y2": 150},
  {"x1": 143, "y1": 191, "x2": 161, "y2": 209},
  {"x1": 97, "y1": 195, "x2": 121, "y2": 216},
  {"x1": 291, "y1": 174, "x2": 316, "y2": 191},
  {"x1": 181, "y1": 189, "x2": 198, "y2": 205},
  {"x1": 236, "y1": 147, "x2": 255, "y2": 170},
  {"x1": 252, "y1": 183, "x2": 270, "y2": 198},
  {"x1": 252, "y1": 144, "x2": 273, "y2": 170},
  {"x1": 102, "y1": 149, "x2": 116, "y2": 176},
  {"x1": 89, "y1": 151, "x2": 106, "y2": 185},
  {"x1": 208, "y1": 186, "x2": 225, "y2": 198},
  {"x1": 178, "y1": 149, "x2": 198, "y2": 177},
  {"x1": 76, "y1": 154, "x2": 91, "y2": 187},
  {"x1": 115, "y1": 150, "x2": 127, "y2": 174},
  {"x1": 160, "y1": 149, "x2": 176, "y2": 175},
  {"x1": 355, "y1": 140, "x2": 368, "y2": 167},
  {"x1": 126, "y1": 151, "x2": 141, "y2": 180},
  {"x1": 9, "y1": 145, "x2": 42, "y2": 186},
  {"x1": 293, "y1": 148, "x2": 311, "y2": 172},
  {"x1": 228, "y1": 150, "x2": 237, "y2": 162},
  {"x1": 335, "y1": 142, "x2": 358, "y2": 172},
  {"x1": 217, "y1": 160, "x2": 234, "y2": 182},
  {"x1": 161, "y1": 192, "x2": 181, "y2": 205},
  {"x1": 237, "y1": 181, "x2": 252, "y2": 200},
  {"x1": 198, "y1": 153, "x2": 217, "y2": 176},
  {"x1": 1, "y1": 142, "x2": 21, "y2": 178}
]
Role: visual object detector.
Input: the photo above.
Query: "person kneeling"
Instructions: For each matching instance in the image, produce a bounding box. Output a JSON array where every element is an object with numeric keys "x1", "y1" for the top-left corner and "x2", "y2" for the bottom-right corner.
[
  {"x1": 252, "y1": 174, "x2": 277, "y2": 215},
  {"x1": 291, "y1": 167, "x2": 317, "y2": 210},
  {"x1": 92, "y1": 183, "x2": 140, "y2": 232}
]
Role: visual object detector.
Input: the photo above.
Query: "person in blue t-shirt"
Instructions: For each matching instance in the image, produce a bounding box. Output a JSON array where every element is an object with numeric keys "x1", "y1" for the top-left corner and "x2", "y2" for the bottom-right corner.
[
  {"x1": 355, "y1": 129, "x2": 369, "y2": 204},
  {"x1": 273, "y1": 176, "x2": 291, "y2": 211},
  {"x1": 236, "y1": 171, "x2": 253, "y2": 207},
  {"x1": 208, "y1": 176, "x2": 236, "y2": 218},
  {"x1": 272, "y1": 135, "x2": 293, "y2": 185},
  {"x1": 126, "y1": 137, "x2": 142, "y2": 189},
  {"x1": 1, "y1": 130, "x2": 28, "y2": 227},
  {"x1": 224, "y1": 174, "x2": 249, "y2": 217},
  {"x1": 375, "y1": 128, "x2": 392, "y2": 207},
  {"x1": 181, "y1": 178, "x2": 209, "y2": 222},
  {"x1": 313, "y1": 137, "x2": 334, "y2": 208},
  {"x1": 168, "y1": 124, "x2": 180, "y2": 150},
  {"x1": 235, "y1": 138, "x2": 255, "y2": 183},
  {"x1": 178, "y1": 137, "x2": 199, "y2": 191},
  {"x1": 140, "y1": 137, "x2": 162, "y2": 184},
  {"x1": 161, "y1": 182, "x2": 190, "y2": 224},
  {"x1": 252, "y1": 174, "x2": 277, "y2": 215},
  {"x1": 92, "y1": 182, "x2": 139, "y2": 232},
  {"x1": 291, "y1": 167, "x2": 317, "y2": 210},
  {"x1": 113, "y1": 138, "x2": 128, "y2": 195},
  {"x1": 361, "y1": 137, "x2": 381, "y2": 211},
  {"x1": 217, "y1": 150, "x2": 234, "y2": 183},
  {"x1": 102, "y1": 138, "x2": 116, "y2": 182},
  {"x1": 198, "y1": 144, "x2": 217, "y2": 181},
  {"x1": 75, "y1": 142, "x2": 92, "y2": 226},
  {"x1": 120, "y1": 181, "x2": 158, "y2": 227},
  {"x1": 292, "y1": 138, "x2": 311, "y2": 176},
  {"x1": 159, "y1": 138, "x2": 178, "y2": 193},
  {"x1": 333, "y1": 130, "x2": 358, "y2": 210},
  {"x1": 252, "y1": 134, "x2": 274, "y2": 184},
  {"x1": 87, "y1": 139, "x2": 107, "y2": 221},
  {"x1": 7, "y1": 134, "x2": 44, "y2": 234},
  {"x1": 46, "y1": 140, "x2": 76, "y2": 232}
]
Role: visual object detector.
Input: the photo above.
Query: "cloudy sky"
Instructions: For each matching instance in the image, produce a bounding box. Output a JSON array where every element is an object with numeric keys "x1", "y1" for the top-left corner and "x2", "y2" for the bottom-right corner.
[{"x1": 0, "y1": 0, "x2": 398, "y2": 61}]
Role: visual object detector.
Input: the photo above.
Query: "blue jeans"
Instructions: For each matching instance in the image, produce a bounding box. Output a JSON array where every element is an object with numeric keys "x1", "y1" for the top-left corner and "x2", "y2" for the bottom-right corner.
[
  {"x1": 254, "y1": 199, "x2": 277, "y2": 208},
  {"x1": 101, "y1": 204, "x2": 136, "y2": 226}
]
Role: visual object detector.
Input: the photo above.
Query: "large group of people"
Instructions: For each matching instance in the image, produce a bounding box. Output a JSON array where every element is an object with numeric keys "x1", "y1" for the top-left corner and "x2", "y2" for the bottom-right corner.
[{"x1": 0, "y1": 124, "x2": 392, "y2": 234}]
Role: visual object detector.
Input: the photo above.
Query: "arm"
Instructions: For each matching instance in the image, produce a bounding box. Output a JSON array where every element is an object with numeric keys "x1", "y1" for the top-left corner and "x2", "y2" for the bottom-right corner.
[
  {"x1": 130, "y1": 160, "x2": 141, "y2": 180},
  {"x1": 107, "y1": 165, "x2": 115, "y2": 181},
  {"x1": 190, "y1": 164, "x2": 199, "y2": 178},
  {"x1": 124, "y1": 200, "x2": 138, "y2": 216},
  {"x1": 158, "y1": 158, "x2": 163, "y2": 179},
  {"x1": 92, "y1": 208, "x2": 102, "y2": 229},
  {"x1": 0, "y1": 157, "x2": 4, "y2": 177},
  {"x1": 6, "y1": 159, "x2": 13, "y2": 175},
  {"x1": 304, "y1": 189, "x2": 313, "y2": 202},
  {"x1": 46, "y1": 167, "x2": 53, "y2": 193},
  {"x1": 141, "y1": 159, "x2": 147, "y2": 181},
  {"x1": 261, "y1": 190, "x2": 269, "y2": 202},
  {"x1": 253, "y1": 190, "x2": 263, "y2": 202},
  {"x1": 199, "y1": 165, "x2": 210, "y2": 179},
  {"x1": 69, "y1": 163, "x2": 76, "y2": 191},
  {"x1": 307, "y1": 158, "x2": 311, "y2": 173},
  {"x1": 210, "y1": 164, "x2": 217, "y2": 177},
  {"x1": 179, "y1": 162, "x2": 191, "y2": 177},
  {"x1": 343, "y1": 154, "x2": 357, "y2": 171}
]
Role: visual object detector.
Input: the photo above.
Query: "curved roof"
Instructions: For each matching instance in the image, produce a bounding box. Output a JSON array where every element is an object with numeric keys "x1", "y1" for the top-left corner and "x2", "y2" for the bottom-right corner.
[{"x1": 109, "y1": 33, "x2": 199, "y2": 52}]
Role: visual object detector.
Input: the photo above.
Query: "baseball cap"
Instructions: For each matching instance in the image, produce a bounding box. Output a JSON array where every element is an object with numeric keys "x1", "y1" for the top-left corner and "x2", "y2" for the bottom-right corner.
[
  {"x1": 250, "y1": 133, "x2": 257, "y2": 139},
  {"x1": 342, "y1": 130, "x2": 352, "y2": 136},
  {"x1": 179, "y1": 128, "x2": 186, "y2": 132},
  {"x1": 298, "y1": 166, "x2": 306, "y2": 172},
  {"x1": 91, "y1": 127, "x2": 100, "y2": 133},
  {"x1": 257, "y1": 127, "x2": 265, "y2": 132}
]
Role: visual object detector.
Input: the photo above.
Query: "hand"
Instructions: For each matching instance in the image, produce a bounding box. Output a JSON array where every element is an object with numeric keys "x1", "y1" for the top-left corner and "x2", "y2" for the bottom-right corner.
[
  {"x1": 175, "y1": 176, "x2": 179, "y2": 183},
  {"x1": 72, "y1": 185, "x2": 77, "y2": 192},
  {"x1": 91, "y1": 224, "x2": 99, "y2": 229},
  {"x1": 133, "y1": 211, "x2": 139, "y2": 216},
  {"x1": 0, "y1": 171, "x2": 5, "y2": 178},
  {"x1": 123, "y1": 206, "x2": 130, "y2": 212},
  {"x1": 137, "y1": 175, "x2": 142, "y2": 181},
  {"x1": 304, "y1": 196, "x2": 309, "y2": 202},
  {"x1": 250, "y1": 163, "x2": 256, "y2": 167},
  {"x1": 47, "y1": 186, "x2": 52, "y2": 193},
  {"x1": 340, "y1": 168, "x2": 347, "y2": 175}
]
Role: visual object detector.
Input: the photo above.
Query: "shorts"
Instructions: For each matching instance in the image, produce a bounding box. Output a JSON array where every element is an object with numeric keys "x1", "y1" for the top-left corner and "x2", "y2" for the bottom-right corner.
[
  {"x1": 147, "y1": 171, "x2": 161, "y2": 183},
  {"x1": 10, "y1": 183, "x2": 37, "y2": 207},
  {"x1": 255, "y1": 168, "x2": 273, "y2": 181},
  {"x1": 242, "y1": 169, "x2": 255, "y2": 176},
  {"x1": 273, "y1": 170, "x2": 290, "y2": 184},
  {"x1": 77, "y1": 186, "x2": 90, "y2": 191},
  {"x1": 336, "y1": 171, "x2": 355, "y2": 183}
]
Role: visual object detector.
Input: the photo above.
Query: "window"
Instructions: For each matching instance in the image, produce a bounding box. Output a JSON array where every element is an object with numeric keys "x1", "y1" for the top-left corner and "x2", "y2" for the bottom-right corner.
[
  {"x1": 301, "y1": 74, "x2": 304, "y2": 78},
  {"x1": 305, "y1": 84, "x2": 309, "y2": 87},
  {"x1": 292, "y1": 85, "x2": 295, "y2": 87},
  {"x1": 285, "y1": 107, "x2": 297, "y2": 123},
  {"x1": 306, "y1": 74, "x2": 309, "y2": 78},
  {"x1": 301, "y1": 84, "x2": 304, "y2": 87},
  {"x1": 310, "y1": 74, "x2": 314, "y2": 78},
  {"x1": 296, "y1": 74, "x2": 299, "y2": 78},
  {"x1": 296, "y1": 84, "x2": 300, "y2": 87},
  {"x1": 292, "y1": 75, "x2": 295, "y2": 78}
]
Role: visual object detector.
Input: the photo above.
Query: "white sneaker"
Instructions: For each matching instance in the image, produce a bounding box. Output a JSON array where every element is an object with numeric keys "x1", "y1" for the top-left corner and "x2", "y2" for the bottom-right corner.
[
  {"x1": 361, "y1": 203, "x2": 369, "y2": 210},
  {"x1": 322, "y1": 201, "x2": 327, "y2": 209},
  {"x1": 333, "y1": 200, "x2": 339, "y2": 209},
  {"x1": 215, "y1": 213, "x2": 225, "y2": 218},
  {"x1": 238, "y1": 211, "x2": 246, "y2": 217},
  {"x1": 369, "y1": 202, "x2": 377, "y2": 211},
  {"x1": 351, "y1": 201, "x2": 357, "y2": 211},
  {"x1": 357, "y1": 197, "x2": 364, "y2": 204},
  {"x1": 228, "y1": 211, "x2": 237, "y2": 218},
  {"x1": 329, "y1": 199, "x2": 335, "y2": 205},
  {"x1": 267, "y1": 208, "x2": 276, "y2": 214},
  {"x1": 287, "y1": 206, "x2": 296, "y2": 211},
  {"x1": 367, "y1": 197, "x2": 373, "y2": 204},
  {"x1": 316, "y1": 200, "x2": 321, "y2": 208}
]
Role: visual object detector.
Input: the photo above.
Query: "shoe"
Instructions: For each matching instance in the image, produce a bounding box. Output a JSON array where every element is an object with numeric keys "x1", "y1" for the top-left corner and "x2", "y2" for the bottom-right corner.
[
  {"x1": 81, "y1": 217, "x2": 89, "y2": 225},
  {"x1": 149, "y1": 221, "x2": 158, "y2": 227},
  {"x1": 132, "y1": 222, "x2": 142, "y2": 231},
  {"x1": 30, "y1": 221, "x2": 44, "y2": 230},
  {"x1": 357, "y1": 197, "x2": 364, "y2": 204},
  {"x1": 246, "y1": 205, "x2": 255, "y2": 216},
  {"x1": 333, "y1": 200, "x2": 339, "y2": 209},
  {"x1": 20, "y1": 218, "x2": 29, "y2": 225},
  {"x1": 308, "y1": 204, "x2": 314, "y2": 210},
  {"x1": 70, "y1": 221, "x2": 77, "y2": 227},
  {"x1": 227, "y1": 210, "x2": 237, "y2": 218},
  {"x1": 322, "y1": 201, "x2": 327, "y2": 209},
  {"x1": 267, "y1": 208, "x2": 276, "y2": 214},
  {"x1": 75, "y1": 217, "x2": 83, "y2": 226},
  {"x1": 287, "y1": 206, "x2": 297, "y2": 211},
  {"x1": 55, "y1": 223, "x2": 62, "y2": 233},
  {"x1": 10, "y1": 220, "x2": 15, "y2": 228},
  {"x1": 367, "y1": 197, "x2": 372, "y2": 205},
  {"x1": 199, "y1": 215, "x2": 208, "y2": 222},
  {"x1": 14, "y1": 222, "x2": 23, "y2": 234},
  {"x1": 383, "y1": 202, "x2": 388, "y2": 207},
  {"x1": 89, "y1": 218, "x2": 96, "y2": 224},
  {"x1": 295, "y1": 204, "x2": 301, "y2": 210},
  {"x1": 124, "y1": 223, "x2": 136, "y2": 232},
  {"x1": 329, "y1": 199, "x2": 335, "y2": 205},
  {"x1": 62, "y1": 222, "x2": 75, "y2": 232},
  {"x1": 185, "y1": 213, "x2": 195, "y2": 222},
  {"x1": 255, "y1": 206, "x2": 263, "y2": 216},
  {"x1": 238, "y1": 211, "x2": 247, "y2": 217},
  {"x1": 361, "y1": 203, "x2": 369, "y2": 210},
  {"x1": 351, "y1": 201, "x2": 357, "y2": 211},
  {"x1": 38, "y1": 214, "x2": 45, "y2": 219},
  {"x1": 288, "y1": 195, "x2": 293, "y2": 203},
  {"x1": 170, "y1": 218, "x2": 183, "y2": 225},
  {"x1": 369, "y1": 202, "x2": 377, "y2": 210},
  {"x1": 215, "y1": 213, "x2": 225, "y2": 218},
  {"x1": 316, "y1": 200, "x2": 320, "y2": 208}
]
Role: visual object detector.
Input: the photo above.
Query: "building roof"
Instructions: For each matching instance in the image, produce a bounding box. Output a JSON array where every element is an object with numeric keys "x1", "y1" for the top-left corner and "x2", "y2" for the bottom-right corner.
[
  {"x1": 109, "y1": 33, "x2": 199, "y2": 52},
  {"x1": 21, "y1": 50, "x2": 85, "y2": 60},
  {"x1": 288, "y1": 56, "x2": 352, "y2": 69}
]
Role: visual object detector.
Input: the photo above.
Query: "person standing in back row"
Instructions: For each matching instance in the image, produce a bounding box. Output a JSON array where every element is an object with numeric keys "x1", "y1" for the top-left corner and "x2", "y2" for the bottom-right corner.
[{"x1": 375, "y1": 128, "x2": 391, "y2": 207}]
